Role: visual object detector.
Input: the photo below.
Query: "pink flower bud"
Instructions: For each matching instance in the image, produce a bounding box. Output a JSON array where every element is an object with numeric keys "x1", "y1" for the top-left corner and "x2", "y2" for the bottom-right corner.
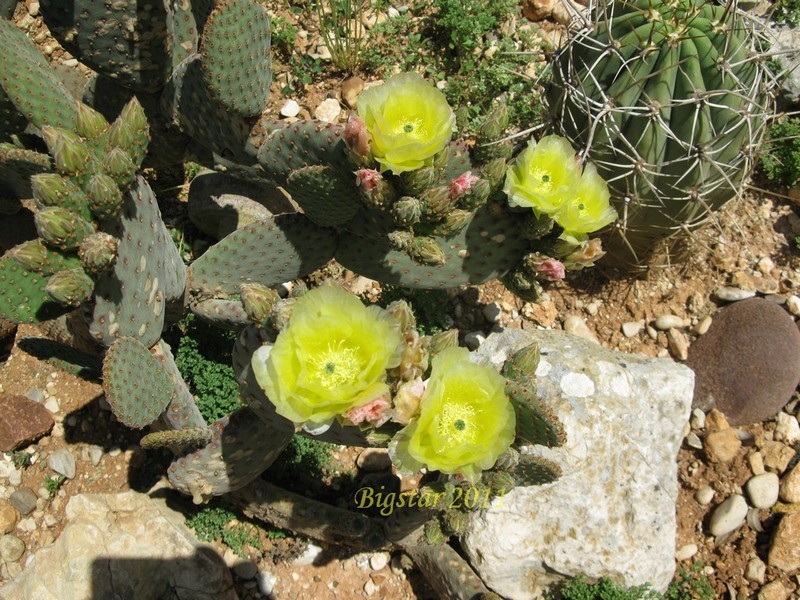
[
  {"x1": 449, "y1": 171, "x2": 480, "y2": 199},
  {"x1": 344, "y1": 394, "x2": 392, "y2": 427},
  {"x1": 537, "y1": 258, "x2": 566, "y2": 281},
  {"x1": 355, "y1": 168, "x2": 383, "y2": 192},
  {"x1": 344, "y1": 115, "x2": 371, "y2": 157}
]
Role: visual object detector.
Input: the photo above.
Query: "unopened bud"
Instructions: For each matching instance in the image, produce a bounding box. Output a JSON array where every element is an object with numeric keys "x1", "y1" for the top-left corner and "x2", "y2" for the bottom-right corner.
[
  {"x1": 86, "y1": 173, "x2": 124, "y2": 220},
  {"x1": 391, "y1": 196, "x2": 422, "y2": 226},
  {"x1": 384, "y1": 299, "x2": 416, "y2": 333},
  {"x1": 240, "y1": 283, "x2": 279, "y2": 326},
  {"x1": 268, "y1": 297, "x2": 297, "y2": 332},
  {"x1": 442, "y1": 510, "x2": 471, "y2": 535},
  {"x1": 48, "y1": 128, "x2": 90, "y2": 175},
  {"x1": 448, "y1": 171, "x2": 480, "y2": 200},
  {"x1": 502, "y1": 342, "x2": 541, "y2": 383},
  {"x1": 78, "y1": 232, "x2": 119, "y2": 274},
  {"x1": 75, "y1": 103, "x2": 109, "y2": 139},
  {"x1": 34, "y1": 206, "x2": 95, "y2": 250},
  {"x1": 423, "y1": 519, "x2": 447, "y2": 545},
  {"x1": 482, "y1": 157, "x2": 508, "y2": 190},
  {"x1": 102, "y1": 148, "x2": 137, "y2": 190},
  {"x1": 344, "y1": 115, "x2": 371, "y2": 160},
  {"x1": 388, "y1": 230, "x2": 413, "y2": 251},
  {"x1": 477, "y1": 101, "x2": 509, "y2": 143},
  {"x1": 433, "y1": 143, "x2": 451, "y2": 169},
  {"x1": 458, "y1": 178, "x2": 490, "y2": 210},
  {"x1": 420, "y1": 186, "x2": 454, "y2": 221},
  {"x1": 428, "y1": 328, "x2": 458, "y2": 354},
  {"x1": 356, "y1": 169, "x2": 395, "y2": 208},
  {"x1": 108, "y1": 98, "x2": 149, "y2": 166},
  {"x1": 410, "y1": 236, "x2": 446, "y2": 266},
  {"x1": 431, "y1": 209, "x2": 473, "y2": 237},
  {"x1": 45, "y1": 268, "x2": 94, "y2": 306},
  {"x1": 520, "y1": 212, "x2": 554, "y2": 240},
  {"x1": 484, "y1": 469, "x2": 515, "y2": 494},
  {"x1": 30, "y1": 173, "x2": 79, "y2": 208},
  {"x1": 399, "y1": 166, "x2": 438, "y2": 196},
  {"x1": 9, "y1": 239, "x2": 50, "y2": 272}
]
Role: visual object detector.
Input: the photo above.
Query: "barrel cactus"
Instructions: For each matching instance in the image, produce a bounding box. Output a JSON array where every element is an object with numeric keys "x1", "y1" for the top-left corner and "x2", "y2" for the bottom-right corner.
[{"x1": 545, "y1": 0, "x2": 775, "y2": 268}]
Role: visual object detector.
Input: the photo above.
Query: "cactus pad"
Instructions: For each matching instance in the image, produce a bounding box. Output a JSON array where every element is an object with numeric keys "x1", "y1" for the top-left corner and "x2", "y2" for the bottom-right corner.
[
  {"x1": 188, "y1": 213, "x2": 337, "y2": 299},
  {"x1": 140, "y1": 427, "x2": 214, "y2": 450},
  {"x1": 153, "y1": 339, "x2": 207, "y2": 431},
  {"x1": 102, "y1": 335, "x2": 175, "y2": 428},
  {"x1": 191, "y1": 298, "x2": 250, "y2": 330},
  {"x1": 336, "y1": 202, "x2": 529, "y2": 288},
  {"x1": 167, "y1": 407, "x2": 293, "y2": 501},
  {"x1": 199, "y1": 0, "x2": 272, "y2": 118},
  {"x1": 286, "y1": 165, "x2": 361, "y2": 227},
  {"x1": 0, "y1": 145, "x2": 52, "y2": 198},
  {"x1": 504, "y1": 380, "x2": 567, "y2": 448},
  {"x1": 508, "y1": 454, "x2": 562, "y2": 487},
  {"x1": 0, "y1": 256, "x2": 73, "y2": 323}
]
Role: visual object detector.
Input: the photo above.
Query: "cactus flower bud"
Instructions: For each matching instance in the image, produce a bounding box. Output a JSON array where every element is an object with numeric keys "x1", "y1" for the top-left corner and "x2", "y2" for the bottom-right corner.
[
  {"x1": 78, "y1": 232, "x2": 119, "y2": 274},
  {"x1": 424, "y1": 519, "x2": 447, "y2": 544},
  {"x1": 430, "y1": 209, "x2": 473, "y2": 237},
  {"x1": 75, "y1": 103, "x2": 109, "y2": 139},
  {"x1": 102, "y1": 148, "x2": 137, "y2": 190},
  {"x1": 384, "y1": 299, "x2": 416, "y2": 333},
  {"x1": 107, "y1": 98, "x2": 148, "y2": 165},
  {"x1": 392, "y1": 377, "x2": 425, "y2": 425},
  {"x1": 477, "y1": 101, "x2": 509, "y2": 143},
  {"x1": 240, "y1": 283, "x2": 279, "y2": 326},
  {"x1": 523, "y1": 253, "x2": 566, "y2": 281},
  {"x1": 391, "y1": 196, "x2": 423, "y2": 226},
  {"x1": 399, "y1": 166, "x2": 438, "y2": 196},
  {"x1": 356, "y1": 169, "x2": 395, "y2": 208},
  {"x1": 343, "y1": 393, "x2": 392, "y2": 427},
  {"x1": 31, "y1": 173, "x2": 76, "y2": 208},
  {"x1": 502, "y1": 342, "x2": 541, "y2": 383},
  {"x1": 449, "y1": 171, "x2": 480, "y2": 200},
  {"x1": 344, "y1": 114, "x2": 371, "y2": 158},
  {"x1": 442, "y1": 508, "x2": 471, "y2": 535},
  {"x1": 482, "y1": 157, "x2": 508, "y2": 190},
  {"x1": 49, "y1": 128, "x2": 90, "y2": 175},
  {"x1": 34, "y1": 206, "x2": 95, "y2": 250},
  {"x1": 86, "y1": 173, "x2": 124, "y2": 220},
  {"x1": 428, "y1": 328, "x2": 459, "y2": 355},
  {"x1": 45, "y1": 268, "x2": 94, "y2": 306},
  {"x1": 388, "y1": 230, "x2": 413, "y2": 251},
  {"x1": 484, "y1": 469, "x2": 515, "y2": 495},
  {"x1": 563, "y1": 238, "x2": 606, "y2": 270},
  {"x1": 520, "y1": 211, "x2": 554, "y2": 240},
  {"x1": 410, "y1": 236, "x2": 446, "y2": 266},
  {"x1": 420, "y1": 185, "x2": 454, "y2": 221},
  {"x1": 8, "y1": 239, "x2": 51, "y2": 272}
]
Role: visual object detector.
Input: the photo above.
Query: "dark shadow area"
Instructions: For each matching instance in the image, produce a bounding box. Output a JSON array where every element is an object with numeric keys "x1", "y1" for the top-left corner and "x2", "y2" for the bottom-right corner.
[
  {"x1": 90, "y1": 551, "x2": 235, "y2": 600},
  {"x1": 16, "y1": 337, "x2": 102, "y2": 381}
]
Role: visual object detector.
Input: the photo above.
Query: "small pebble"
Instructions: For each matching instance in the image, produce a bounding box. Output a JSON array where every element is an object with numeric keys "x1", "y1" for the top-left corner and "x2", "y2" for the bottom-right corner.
[
  {"x1": 667, "y1": 329, "x2": 688, "y2": 360},
  {"x1": 314, "y1": 98, "x2": 341, "y2": 123},
  {"x1": 369, "y1": 552, "x2": 390, "y2": 571},
  {"x1": 773, "y1": 411, "x2": 800, "y2": 444},
  {"x1": 758, "y1": 581, "x2": 790, "y2": 600},
  {"x1": 0, "y1": 502, "x2": 18, "y2": 535},
  {"x1": 584, "y1": 300, "x2": 601, "y2": 316},
  {"x1": 714, "y1": 286, "x2": 756, "y2": 302},
  {"x1": 16, "y1": 518, "x2": 35, "y2": 533},
  {"x1": 654, "y1": 314, "x2": 685, "y2": 330},
  {"x1": 293, "y1": 543, "x2": 323, "y2": 566},
  {"x1": 708, "y1": 493, "x2": 748, "y2": 536},
  {"x1": 364, "y1": 578, "x2": 379, "y2": 596},
  {"x1": 684, "y1": 431, "x2": 703, "y2": 449},
  {"x1": 256, "y1": 571, "x2": 276, "y2": 596},
  {"x1": 621, "y1": 321, "x2": 643, "y2": 337},
  {"x1": 646, "y1": 325, "x2": 658, "y2": 341},
  {"x1": 482, "y1": 302, "x2": 503, "y2": 323},
  {"x1": 47, "y1": 448, "x2": 76, "y2": 479},
  {"x1": 280, "y1": 100, "x2": 301, "y2": 118},
  {"x1": 562, "y1": 315, "x2": 599, "y2": 344},
  {"x1": 695, "y1": 485, "x2": 715, "y2": 505},
  {"x1": 747, "y1": 451, "x2": 765, "y2": 476},
  {"x1": 779, "y1": 463, "x2": 800, "y2": 503},
  {"x1": 87, "y1": 445, "x2": 103, "y2": 467},
  {"x1": 341, "y1": 76, "x2": 365, "y2": 108},
  {"x1": 692, "y1": 315, "x2": 713, "y2": 335},
  {"x1": 9, "y1": 488, "x2": 38, "y2": 516},
  {"x1": 675, "y1": 544, "x2": 698, "y2": 561},
  {"x1": 0, "y1": 534, "x2": 25, "y2": 563},
  {"x1": 690, "y1": 408, "x2": 706, "y2": 430},
  {"x1": 786, "y1": 295, "x2": 800, "y2": 316},
  {"x1": 744, "y1": 556, "x2": 766, "y2": 584},
  {"x1": 744, "y1": 472, "x2": 780, "y2": 509},
  {"x1": 463, "y1": 331, "x2": 486, "y2": 350}
]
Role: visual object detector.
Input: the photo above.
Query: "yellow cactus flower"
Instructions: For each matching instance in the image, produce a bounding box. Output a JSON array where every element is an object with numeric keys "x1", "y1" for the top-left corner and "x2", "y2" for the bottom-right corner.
[
  {"x1": 554, "y1": 162, "x2": 618, "y2": 245},
  {"x1": 358, "y1": 72, "x2": 456, "y2": 174},
  {"x1": 251, "y1": 286, "x2": 404, "y2": 426},
  {"x1": 390, "y1": 347, "x2": 516, "y2": 482},
  {"x1": 503, "y1": 135, "x2": 581, "y2": 216}
]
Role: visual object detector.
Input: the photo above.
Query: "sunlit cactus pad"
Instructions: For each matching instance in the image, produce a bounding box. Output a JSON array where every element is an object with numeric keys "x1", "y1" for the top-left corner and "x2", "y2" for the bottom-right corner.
[
  {"x1": 200, "y1": 0, "x2": 272, "y2": 118},
  {"x1": 103, "y1": 336, "x2": 175, "y2": 429},
  {"x1": 0, "y1": 256, "x2": 72, "y2": 323}
]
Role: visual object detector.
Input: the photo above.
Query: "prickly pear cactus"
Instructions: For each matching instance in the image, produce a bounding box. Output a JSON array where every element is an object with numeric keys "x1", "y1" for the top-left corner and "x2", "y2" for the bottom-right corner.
[{"x1": 546, "y1": 0, "x2": 775, "y2": 268}]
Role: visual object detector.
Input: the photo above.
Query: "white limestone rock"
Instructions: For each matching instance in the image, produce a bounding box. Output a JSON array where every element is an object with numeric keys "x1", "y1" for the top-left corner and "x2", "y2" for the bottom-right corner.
[
  {"x1": 0, "y1": 491, "x2": 236, "y2": 600},
  {"x1": 462, "y1": 329, "x2": 694, "y2": 599}
]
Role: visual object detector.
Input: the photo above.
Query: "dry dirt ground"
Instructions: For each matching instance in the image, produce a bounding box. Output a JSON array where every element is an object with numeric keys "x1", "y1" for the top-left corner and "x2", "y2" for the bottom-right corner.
[{"x1": 4, "y1": 0, "x2": 800, "y2": 598}]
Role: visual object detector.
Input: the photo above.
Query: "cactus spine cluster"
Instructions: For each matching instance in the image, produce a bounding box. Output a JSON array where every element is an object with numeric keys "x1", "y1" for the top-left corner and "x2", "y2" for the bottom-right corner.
[{"x1": 546, "y1": 0, "x2": 775, "y2": 268}]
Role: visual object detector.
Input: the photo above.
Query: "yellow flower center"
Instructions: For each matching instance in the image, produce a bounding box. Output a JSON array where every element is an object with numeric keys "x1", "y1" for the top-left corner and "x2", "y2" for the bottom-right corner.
[
  {"x1": 396, "y1": 117, "x2": 427, "y2": 139},
  {"x1": 532, "y1": 169, "x2": 553, "y2": 191},
  {"x1": 308, "y1": 340, "x2": 361, "y2": 388},
  {"x1": 438, "y1": 401, "x2": 478, "y2": 445}
]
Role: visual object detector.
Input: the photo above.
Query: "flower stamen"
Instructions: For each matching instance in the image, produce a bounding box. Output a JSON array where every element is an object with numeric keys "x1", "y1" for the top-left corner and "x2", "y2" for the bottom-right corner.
[
  {"x1": 309, "y1": 340, "x2": 361, "y2": 388},
  {"x1": 438, "y1": 401, "x2": 478, "y2": 445}
]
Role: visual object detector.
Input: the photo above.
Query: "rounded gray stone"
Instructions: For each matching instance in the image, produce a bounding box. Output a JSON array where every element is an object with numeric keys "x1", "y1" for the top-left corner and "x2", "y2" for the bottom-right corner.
[
  {"x1": 9, "y1": 488, "x2": 38, "y2": 516},
  {"x1": 744, "y1": 472, "x2": 780, "y2": 509},
  {"x1": 47, "y1": 448, "x2": 76, "y2": 479},
  {"x1": 0, "y1": 534, "x2": 25, "y2": 563},
  {"x1": 709, "y1": 494, "x2": 748, "y2": 536}
]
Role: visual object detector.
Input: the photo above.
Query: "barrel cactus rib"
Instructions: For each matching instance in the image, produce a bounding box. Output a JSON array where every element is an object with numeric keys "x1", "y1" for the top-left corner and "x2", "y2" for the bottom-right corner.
[{"x1": 546, "y1": 0, "x2": 774, "y2": 268}]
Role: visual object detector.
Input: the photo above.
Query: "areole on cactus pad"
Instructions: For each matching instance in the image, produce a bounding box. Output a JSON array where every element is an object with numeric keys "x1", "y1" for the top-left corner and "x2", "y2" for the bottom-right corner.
[{"x1": 545, "y1": 0, "x2": 776, "y2": 269}]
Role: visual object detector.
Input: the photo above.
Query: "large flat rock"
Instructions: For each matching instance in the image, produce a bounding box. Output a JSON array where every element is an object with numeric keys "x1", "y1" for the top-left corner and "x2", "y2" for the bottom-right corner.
[{"x1": 462, "y1": 329, "x2": 693, "y2": 598}]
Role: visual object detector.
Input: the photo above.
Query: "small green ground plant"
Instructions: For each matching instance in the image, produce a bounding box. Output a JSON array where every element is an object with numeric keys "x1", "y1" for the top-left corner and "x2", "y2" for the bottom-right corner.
[
  {"x1": 759, "y1": 117, "x2": 800, "y2": 187},
  {"x1": 186, "y1": 505, "x2": 264, "y2": 558},
  {"x1": 44, "y1": 474, "x2": 66, "y2": 498},
  {"x1": 773, "y1": 0, "x2": 800, "y2": 27}
]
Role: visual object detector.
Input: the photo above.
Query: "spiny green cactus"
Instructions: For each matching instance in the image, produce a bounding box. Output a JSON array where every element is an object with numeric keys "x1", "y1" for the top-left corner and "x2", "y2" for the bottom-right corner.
[{"x1": 546, "y1": 0, "x2": 775, "y2": 268}]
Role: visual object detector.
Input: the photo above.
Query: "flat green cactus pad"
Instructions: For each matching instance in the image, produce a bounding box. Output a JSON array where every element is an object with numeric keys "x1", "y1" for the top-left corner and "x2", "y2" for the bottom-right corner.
[
  {"x1": 286, "y1": 165, "x2": 361, "y2": 227},
  {"x1": 167, "y1": 407, "x2": 293, "y2": 499},
  {"x1": 191, "y1": 298, "x2": 250, "y2": 330},
  {"x1": 0, "y1": 256, "x2": 73, "y2": 323},
  {"x1": 336, "y1": 202, "x2": 529, "y2": 288},
  {"x1": 505, "y1": 380, "x2": 567, "y2": 448},
  {"x1": 153, "y1": 339, "x2": 208, "y2": 431},
  {"x1": 188, "y1": 213, "x2": 337, "y2": 298},
  {"x1": 509, "y1": 454, "x2": 562, "y2": 487},
  {"x1": 103, "y1": 335, "x2": 175, "y2": 429},
  {"x1": 200, "y1": 0, "x2": 272, "y2": 118},
  {"x1": 39, "y1": 0, "x2": 172, "y2": 93},
  {"x1": 0, "y1": 19, "x2": 78, "y2": 132},
  {"x1": 140, "y1": 427, "x2": 214, "y2": 450}
]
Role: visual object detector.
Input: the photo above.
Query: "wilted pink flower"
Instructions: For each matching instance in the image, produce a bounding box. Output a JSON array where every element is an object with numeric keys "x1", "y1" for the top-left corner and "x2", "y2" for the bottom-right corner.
[
  {"x1": 355, "y1": 168, "x2": 383, "y2": 192},
  {"x1": 344, "y1": 394, "x2": 392, "y2": 427},
  {"x1": 536, "y1": 258, "x2": 566, "y2": 281},
  {"x1": 344, "y1": 115, "x2": 371, "y2": 157},
  {"x1": 449, "y1": 171, "x2": 480, "y2": 199},
  {"x1": 391, "y1": 377, "x2": 426, "y2": 425}
]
